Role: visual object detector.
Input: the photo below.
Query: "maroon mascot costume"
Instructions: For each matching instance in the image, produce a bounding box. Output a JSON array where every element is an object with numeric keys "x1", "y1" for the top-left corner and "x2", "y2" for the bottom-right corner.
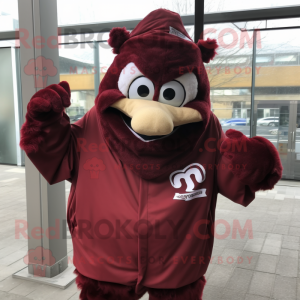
[{"x1": 20, "y1": 9, "x2": 282, "y2": 300}]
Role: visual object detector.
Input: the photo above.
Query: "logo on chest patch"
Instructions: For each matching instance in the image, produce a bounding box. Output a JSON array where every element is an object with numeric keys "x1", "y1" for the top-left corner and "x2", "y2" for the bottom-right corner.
[{"x1": 169, "y1": 163, "x2": 207, "y2": 201}]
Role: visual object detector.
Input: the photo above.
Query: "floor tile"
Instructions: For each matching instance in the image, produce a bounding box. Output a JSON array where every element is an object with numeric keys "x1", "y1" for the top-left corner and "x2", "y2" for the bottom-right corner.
[
  {"x1": 244, "y1": 239, "x2": 264, "y2": 253},
  {"x1": 289, "y1": 227, "x2": 300, "y2": 237},
  {"x1": 276, "y1": 256, "x2": 298, "y2": 277},
  {"x1": 272, "y1": 275, "x2": 297, "y2": 300},
  {"x1": 280, "y1": 248, "x2": 298, "y2": 259},
  {"x1": 261, "y1": 245, "x2": 281, "y2": 255},
  {"x1": 222, "y1": 288, "x2": 247, "y2": 300},
  {"x1": 202, "y1": 285, "x2": 223, "y2": 300},
  {"x1": 206, "y1": 265, "x2": 233, "y2": 288},
  {"x1": 255, "y1": 254, "x2": 278, "y2": 273},
  {"x1": 245, "y1": 295, "x2": 270, "y2": 300},
  {"x1": 238, "y1": 252, "x2": 259, "y2": 270},
  {"x1": 248, "y1": 272, "x2": 275, "y2": 297},
  {"x1": 225, "y1": 268, "x2": 253, "y2": 293},
  {"x1": 282, "y1": 240, "x2": 299, "y2": 250}
]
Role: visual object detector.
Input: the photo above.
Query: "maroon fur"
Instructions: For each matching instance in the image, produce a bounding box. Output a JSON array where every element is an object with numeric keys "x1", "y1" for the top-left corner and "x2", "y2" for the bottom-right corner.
[
  {"x1": 197, "y1": 38, "x2": 218, "y2": 63},
  {"x1": 108, "y1": 27, "x2": 130, "y2": 54},
  {"x1": 75, "y1": 269, "x2": 205, "y2": 300},
  {"x1": 148, "y1": 277, "x2": 206, "y2": 300},
  {"x1": 221, "y1": 129, "x2": 283, "y2": 191},
  {"x1": 96, "y1": 9, "x2": 215, "y2": 180},
  {"x1": 59, "y1": 80, "x2": 71, "y2": 98},
  {"x1": 20, "y1": 81, "x2": 70, "y2": 153},
  {"x1": 74, "y1": 269, "x2": 145, "y2": 300}
]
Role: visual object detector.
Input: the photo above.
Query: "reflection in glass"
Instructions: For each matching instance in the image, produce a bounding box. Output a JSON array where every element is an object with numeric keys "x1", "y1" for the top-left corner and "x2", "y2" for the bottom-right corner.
[
  {"x1": 59, "y1": 44, "x2": 96, "y2": 123},
  {"x1": 57, "y1": 0, "x2": 194, "y2": 26},
  {"x1": 0, "y1": 0, "x2": 18, "y2": 31},
  {"x1": 0, "y1": 48, "x2": 17, "y2": 164},
  {"x1": 205, "y1": 0, "x2": 300, "y2": 13},
  {"x1": 254, "y1": 28, "x2": 300, "y2": 179},
  {"x1": 204, "y1": 23, "x2": 253, "y2": 136}
]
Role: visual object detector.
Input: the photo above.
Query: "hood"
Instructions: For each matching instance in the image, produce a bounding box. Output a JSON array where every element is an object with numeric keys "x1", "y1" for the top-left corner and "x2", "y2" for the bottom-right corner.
[{"x1": 95, "y1": 8, "x2": 218, "y2": 180}]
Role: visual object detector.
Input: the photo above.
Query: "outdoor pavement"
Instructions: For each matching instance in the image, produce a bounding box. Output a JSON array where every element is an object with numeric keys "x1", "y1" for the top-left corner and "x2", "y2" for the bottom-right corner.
[{"x1": 0, "y1": 164, "x2": 300, "y2": 300}]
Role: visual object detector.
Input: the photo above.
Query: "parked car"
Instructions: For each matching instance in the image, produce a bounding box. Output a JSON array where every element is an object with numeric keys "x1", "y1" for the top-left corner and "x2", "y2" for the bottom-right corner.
[
  {"x1": 257, "y1": 117, "x2": 279, "y2": 127},
  {"x1": 221, "y1": 118, "x2": 247, "y2": 126}
]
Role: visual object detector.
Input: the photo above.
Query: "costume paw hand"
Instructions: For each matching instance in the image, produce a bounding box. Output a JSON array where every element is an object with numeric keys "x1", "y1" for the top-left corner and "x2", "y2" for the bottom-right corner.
[
  {"x1": 220, "y1": 129, "x2": 282, "y2": 190},
  {"x1": 27, "y1": 81, "x2": 71, "y2": 119}
]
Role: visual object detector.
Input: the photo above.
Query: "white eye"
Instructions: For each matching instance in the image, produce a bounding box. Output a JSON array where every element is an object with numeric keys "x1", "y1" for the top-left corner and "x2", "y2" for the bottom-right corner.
[
  {"x1": 158, "y1": 80, "x2": 186, "y2": 107},
  {"x1": 128, "y1": 76, "x2": 155, "y2": 100},
  {"x1": 158, "y1": 73, "x2": 198, "y2": 107}
]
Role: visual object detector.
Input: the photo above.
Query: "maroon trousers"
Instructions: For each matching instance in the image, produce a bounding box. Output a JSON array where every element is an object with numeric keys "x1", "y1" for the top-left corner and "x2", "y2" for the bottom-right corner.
[{"x1": 75, "y1": 269, "x2": 206, "y2": 300}]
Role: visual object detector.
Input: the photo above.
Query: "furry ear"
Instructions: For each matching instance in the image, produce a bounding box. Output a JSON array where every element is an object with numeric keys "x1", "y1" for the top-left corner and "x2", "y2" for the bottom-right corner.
[
  {"x1": 108, "y1": 27, "x2": 130, "y2": 54},
  {"x1": 197, "y1": 38, "x2": 218, "y2": 63}
]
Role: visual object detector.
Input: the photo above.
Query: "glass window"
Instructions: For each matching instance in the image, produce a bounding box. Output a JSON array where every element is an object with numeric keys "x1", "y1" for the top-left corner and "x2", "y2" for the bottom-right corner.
[
  {"x1": 210, "y1": 57, "x2": 226, "y2": 65},
  {"x1": 0, "y1": 48, "x2": 17, "y2": 164},
  {"x1": 0, "y1": 40, "x2": 17, "y2": 48},
  {"x1": 205, "y1": 0, "x2": 300, "y2": 13},
  {"x1": 234, "y1": 21, "x2": 267, "y2": 30},
  {"x1": 234, "y1": 18, "x2": 300, "y2": 31},
  {"x1": 57, "y1": 0, "x2": 194, "y2": 26},
  {"x1": 59, "y1": 44, "x2": 97, "y2": 123},
  {"x1": 58, "y1": 36, "x2": 117, "y2": 122},
  {"x1": 275, "y1": 55, "x2": 297, "y2": 62},
  {"x1": 256, "y1": 55, "x2": 273, "y2": 64},
  {"x1": 99, "y1": 39, "x2": 117, "y2": 82},
  {"x1": 213, "y1": 90, "x2": 224, "y2": 96},
  {"x1": 0, "y1": 0, "x2": 18, "y2": 31},
  {"x1": 274, "y1": 54, "x2": 298, "y2": 65},
  {"x1": 204, "y1": 23, "x2": 253, "y2": 135},
  {"x1": 267, "y1": 17, "x2": 300, "y2": 29},
  {"x1": 254, "y1": 28, "x2": 300, "y2": 179}
]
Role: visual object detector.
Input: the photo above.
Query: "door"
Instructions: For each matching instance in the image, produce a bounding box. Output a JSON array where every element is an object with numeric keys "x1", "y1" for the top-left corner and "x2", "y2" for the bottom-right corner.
[
  {"x1": 292, "y1": 102, "x2": 300, "y2": 179},
  {"x1": 253, "y1": 27, "x2": 300, "y2": 181},
  {"x1": 277, "y1": 102, "x2": 293, "y2": 179},
  {"x1": 256, "y1": 100, "x2": 300, "y2": 179}
]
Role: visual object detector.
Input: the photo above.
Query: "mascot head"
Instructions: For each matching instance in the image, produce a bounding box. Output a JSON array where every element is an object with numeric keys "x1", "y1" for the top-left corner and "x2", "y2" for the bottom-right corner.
[{"x1": 95, "y1": 9, "x2": 218, "y2": 180}]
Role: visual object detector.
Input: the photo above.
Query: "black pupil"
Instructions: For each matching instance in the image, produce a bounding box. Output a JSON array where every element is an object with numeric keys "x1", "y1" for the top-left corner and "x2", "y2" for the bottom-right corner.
[
  {"x1": 138, "y1": 85, "x2": 150, "y2": 97},
  {"x1": 163, "y1": 88, "x2": 176, "y2": 100}
]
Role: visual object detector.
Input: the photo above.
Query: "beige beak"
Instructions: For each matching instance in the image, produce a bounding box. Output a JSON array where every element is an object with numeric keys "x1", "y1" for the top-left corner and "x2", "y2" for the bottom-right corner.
[{"x1": 111, "y1": 98, "x2": 202, "y2": 136}]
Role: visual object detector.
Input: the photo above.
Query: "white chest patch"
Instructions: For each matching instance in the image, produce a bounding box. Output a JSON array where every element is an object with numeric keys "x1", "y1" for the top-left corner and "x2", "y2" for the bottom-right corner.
[{"x1": 169, "y1": 163, "x2": 207, "y2": 201}]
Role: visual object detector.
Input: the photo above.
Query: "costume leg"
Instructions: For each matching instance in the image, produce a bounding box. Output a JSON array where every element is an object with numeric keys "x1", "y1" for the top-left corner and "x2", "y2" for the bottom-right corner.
[
  {"x1": 148, "y1": 276, "x2": 206, "y2": 300},
  {"x1": 74, "y1": 269, "x2": 145, "y2": 300}
]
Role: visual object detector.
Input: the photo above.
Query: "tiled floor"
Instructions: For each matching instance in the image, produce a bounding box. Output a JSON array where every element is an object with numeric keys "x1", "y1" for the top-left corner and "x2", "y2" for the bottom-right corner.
[{"x1": 1, "y1": 164, "x2": 300, "y2": 300}]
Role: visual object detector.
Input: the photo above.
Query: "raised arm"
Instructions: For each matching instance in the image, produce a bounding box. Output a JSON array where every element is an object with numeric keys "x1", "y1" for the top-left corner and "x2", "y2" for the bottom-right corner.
[{"x1": 20, "y1": 81, "x2": 82, "y2": 184}]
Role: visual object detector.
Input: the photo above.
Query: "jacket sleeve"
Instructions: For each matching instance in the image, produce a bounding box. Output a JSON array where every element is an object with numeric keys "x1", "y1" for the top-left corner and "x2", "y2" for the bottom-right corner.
[
  {"x1": 20, "y1": 81, "x2": 84, "y2": 184},
  {"x1": 217, "y1": 128, "x2": 283, "y2": 207}
]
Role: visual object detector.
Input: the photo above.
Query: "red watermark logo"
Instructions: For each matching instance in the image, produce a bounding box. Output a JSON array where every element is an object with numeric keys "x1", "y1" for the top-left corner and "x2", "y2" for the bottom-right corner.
[
  {"x1": 17, "y1": 28, "x2": 261, "y2": 50},
  {"x1": 24, "y1": 56, "x2": 57, "y2": 88},
  {"x1": 83, "y1": 157, "x2": 106, "y2": 179},
  {"x1": 15, "y1": 218, "x2": 253, "y2": 241},
  {"x1": 23, "y1": 246, "x2": 56, "y2": 277},
  {"x1": 76, "y1": 137, "x2": 248, "y2": 155}
]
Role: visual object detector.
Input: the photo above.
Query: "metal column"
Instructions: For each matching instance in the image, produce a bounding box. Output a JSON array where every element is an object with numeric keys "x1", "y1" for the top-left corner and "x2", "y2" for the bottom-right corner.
[
  {"x1": 194, "y1": 0, "x2": 205, "y2": 42},
  {"x1": 13, "y1": 0, "x2": 75, "y2": 289},
  {"x1": 93, "y1": 41, "x2": 100, "y2": 98},
  {"x1": 250, "y1": 30, "x2": 258, "y2": 138}
]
